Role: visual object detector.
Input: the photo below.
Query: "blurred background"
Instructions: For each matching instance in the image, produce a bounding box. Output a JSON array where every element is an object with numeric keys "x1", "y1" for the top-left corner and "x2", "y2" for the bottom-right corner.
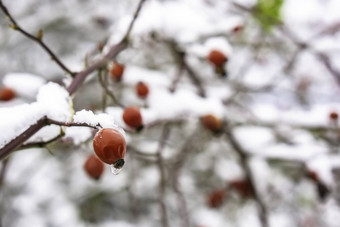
[{"x1": 1, "y1": 0, "x2": 340, "y2": 227}]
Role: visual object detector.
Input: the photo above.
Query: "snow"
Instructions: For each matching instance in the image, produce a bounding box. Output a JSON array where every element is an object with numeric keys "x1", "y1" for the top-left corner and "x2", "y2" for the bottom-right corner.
[
  {"x1": 2, "y1": 73, "x2": 46, "y2": 99},
  {"x1": 0, "y1": 82, "x2": 71, "y2": 149}
]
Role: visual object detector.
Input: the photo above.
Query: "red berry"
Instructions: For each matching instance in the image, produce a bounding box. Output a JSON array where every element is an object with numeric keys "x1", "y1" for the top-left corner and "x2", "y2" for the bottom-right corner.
[
  {"x1": 93, "y1": 128, "x2": 126, "y2": 165},
  {"x1": 201, "y1": 114, "x2": 222, "y2": 133},
  {"x1": 329, "y1": 111, "x2": 338, "y2": 121},
  {"x1": 110, "y1": 62, "x2": 125, "y2": 81},
  {"x1": 207, "y1": 50, "x2": 227, "y2": 67},
  {"x1": 123, "y1": 107, "x2": 143, "y2": 130},
  {"x1": 306, "y1": 170, "x2": 319, "y2": 182},
  {"x1": 0, "y1": 87, "x2": 16, "y2": 101},
  {"x1": 229, "y1": 179, "x2": 253, "y2": 198},
  {"x1": 232, "y1": 25, "x2": 243, "y2": 33},
  {"x1": 136, "y1": 81, "x2": 149, "y2": 99},
  {"x1": 84, "y1": 154, "x2": 105, "y2": 180},
  {"x1": 207, "y1": 189, "x2": 226, "y2": 208}
]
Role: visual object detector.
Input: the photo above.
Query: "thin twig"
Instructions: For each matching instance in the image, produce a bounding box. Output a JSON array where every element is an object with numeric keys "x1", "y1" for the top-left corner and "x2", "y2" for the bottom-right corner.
[
  {"x1": 156, "y1": 124, "x2": 171, "y2": 227},
  {"x1": 0, "y1": 158, "x2": 10, "y2": 192},
  {"x1": 122, "y1": 0, "x2": 147, "y2": 41},
  {"x1": 223, "y1": 120, "x2": 268, "y2": 227},
  {"x1": 171, "y1": 131, "x2": 199, "y2": 227},
  {"x1": 98, "y1": 69, "x2": 124, "y2": 108},
  {"x1": 18, "y1": 128, "x2": 65, "y2": 150},
  {"x1": 0, "y1": 0, "x2": 75, "y2": 76}
]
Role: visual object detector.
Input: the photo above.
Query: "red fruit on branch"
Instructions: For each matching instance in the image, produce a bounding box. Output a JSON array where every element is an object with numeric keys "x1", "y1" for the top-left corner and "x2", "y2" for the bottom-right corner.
[
  {"x1": 207, "y1": 189, "x2": 226, "y2": 208},
  {"x1": 0, "y1": 87, "x2": 16, "y2": 101},
  {"x1": 329, "y1": 111, "x2": 338, "y2": 121},
  {"x1": 84, "y1": 154, "x2": 105, "y2": 180},
  {"x1": 232, "y1": 25, "x2": 243, "y2": 33},
  {"x1": 136, "y1": 81, "x2": 149, "y2": 99},
  {"x1": 123, "y1": 107, "x2": 143, "y2": 131},
  {"x1": 110, "y1": 62, "x2": 125, "y2": 81},
  {"x1": 201, "y1": 114, "x2": 222, "y2": 133},
  {"x1": 93, "y1": 128, "x2": 126, "y2": 167},
  {"x1": 207, "y1": 49, "x2": 227, "y2": 67},
  {"x1": 229, "y1": 179, "x2": 253, "y2": 198}
]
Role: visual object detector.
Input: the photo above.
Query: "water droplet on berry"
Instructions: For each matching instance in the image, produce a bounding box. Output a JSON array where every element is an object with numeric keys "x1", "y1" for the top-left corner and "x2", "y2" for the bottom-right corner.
[{"x1": 110, "y1": 164, "x2": 122, "y2": 175}]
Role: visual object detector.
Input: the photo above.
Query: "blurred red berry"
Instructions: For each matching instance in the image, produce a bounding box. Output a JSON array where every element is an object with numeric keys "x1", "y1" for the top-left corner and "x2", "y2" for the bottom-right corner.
[
  {"x1": 0, "y1": 87, "x2": 16, "y2": 101},
  {"x1": 207, "y1": 50, "x2": 227, "y2": 67},
  {"x1": 201, "y1": 114, "x2": 222, "y2": 133},
  {"x1": 136, "y1": 81, "x2": 149, "y2": 99},
  {"x1": 230, "y1": 179, "x2": 253, "y2": 198},
  {"x1": 110, "y1": 62, "x2": 125, "y2": 81},
  {"x1": 123, "y1": 107, "x2": 143, "y2": 131},
  {"x1": 207, "y1": 189, "x2": 225, "y2": 208},
  {"x1": 329, "y1": 111, "x2": 338, "y2": 121},
  {"x1": 84, "y1": 154, "x2": 105, "y2": 180},
  {"x1": 232, "y1": 25, "x2": 243, "y2": 33}
]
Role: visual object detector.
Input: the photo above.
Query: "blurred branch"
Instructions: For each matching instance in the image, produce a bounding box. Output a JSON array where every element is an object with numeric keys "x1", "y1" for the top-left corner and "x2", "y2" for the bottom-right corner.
[
  {"x1": 156, "y1": 124, "x2": 171, "y2": 227},
  {"x1": 122, "y1": 0, "x2": 147, "y2": 41},
  {"x1": 0, "y1": 158, "x2": 10, "y2": 192},
  {"x1": 170, "y1": 130, "x2": 200, "y2": 227},
  {"x1": 223, "y1": 120, "x2": 269, "y2": 227},
  {"x1": 18, "y1": 128, "x2": 65, "y2": 150},
  {"x1": 98, "y1": 69, "x2": 124, "y2": 108},
  {"x1": 0, "y1": 0, "x2": 76, "y2": 77}
]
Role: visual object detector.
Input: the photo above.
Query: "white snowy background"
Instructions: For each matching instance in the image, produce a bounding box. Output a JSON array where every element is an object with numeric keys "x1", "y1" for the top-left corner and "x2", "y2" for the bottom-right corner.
[{"x1": 1, "y1": 0, "x2": 340, "y2": 227}]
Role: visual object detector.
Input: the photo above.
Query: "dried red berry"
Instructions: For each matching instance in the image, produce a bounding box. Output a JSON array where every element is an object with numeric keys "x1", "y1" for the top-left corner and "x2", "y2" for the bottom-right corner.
[
  {"x1": 307, "y1": 170, "x2": 319, "y2": 182},
  {"x1": 230, "y1": 179, "x2": 253, "y2": 198},
  {"x1": 201, "y1": 114, "x2": 222, "y2": 133},
  {"x1": 207, "y1": 189, "x2": 226, "y2": 208},
  {"x1": 329, "y1": 111, "x2": 338, "y2": 121},
  {"x1": 110, "y1": 62, "x2": 125, "y2": 81},
  {"x1": 136, "y1": 81, "x2": 149, "y2": 99},
  {"x1": 123, "y1": 107, "x2": 143, "y2": 130},
  {"x1": 84, "y1": 154, "x2": 105, "y2": 180},
  {"x1": 93, "y1": 128, "x2": 126, "y2": 165},
  {"x1": 232, "y1": 25, "x2": 243, "y2": 33},
  {"x1": 207, "y1": 50, "x2": 227, "y2": 67},
  {"x1": 0, "y1": 87, "x2": 16, "y2": 101}
]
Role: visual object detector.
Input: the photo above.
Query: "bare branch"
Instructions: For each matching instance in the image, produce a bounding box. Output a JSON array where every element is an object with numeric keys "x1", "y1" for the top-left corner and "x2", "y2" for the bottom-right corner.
[
  {"x1": 223, "y1": 120, "x2": 269, "y2": 227},
  {"x1": 156, "y1": 124, "x2": 171, "y2": 227},
  {"x1": 0, "y1": 0, "x2": 75, "y2": 76}
]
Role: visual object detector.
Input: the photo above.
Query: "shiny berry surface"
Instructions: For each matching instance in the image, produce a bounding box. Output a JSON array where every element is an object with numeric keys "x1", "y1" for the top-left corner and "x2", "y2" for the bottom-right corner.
[{"x1": 93, "y1": 128, "x2": 126, "y2": 164}]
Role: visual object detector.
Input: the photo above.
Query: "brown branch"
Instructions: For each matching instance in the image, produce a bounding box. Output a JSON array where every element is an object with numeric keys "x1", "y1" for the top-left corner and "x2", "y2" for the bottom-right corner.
[
  {"x1": 0, "y1": 0, "x2": 75, "y2": 76},
  {"x1": 156, "y1": 124, "x2": 171, "y2": 227},
  {"x1": 0, "y1": 158, "x2": 10, "y2": 192},
  {"x1": 223, "y1": 120, "x2": 269, "y2": 227},
  {"x1": 122, "y1": 0, "x2": 147, "y2": 41},
  {"x1": 170, "y1": 131, "x2": 199, "y2": 227},
  {"x1": 171, "y1": 44, "x2": 206, "y2": 98},
  {"x1": 0, "y1": 117, "x2": 101, "y2": 160},
  {"x1": 19, "y1": 128, "x2": 65, "y2": 150}
]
